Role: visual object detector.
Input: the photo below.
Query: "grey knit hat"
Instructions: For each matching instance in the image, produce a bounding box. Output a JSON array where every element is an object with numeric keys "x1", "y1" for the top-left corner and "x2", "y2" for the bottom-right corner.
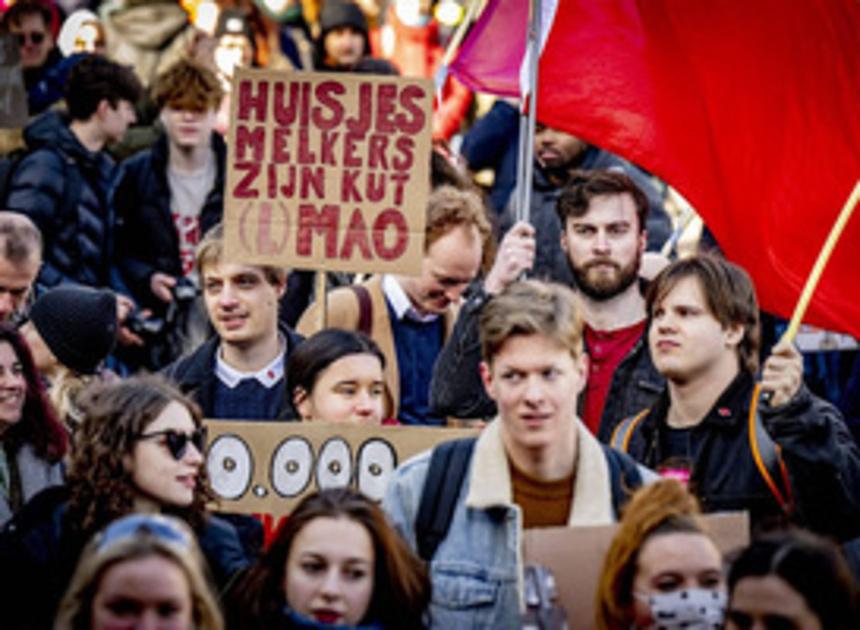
[{"x1": 29, "y1": 285, "x2": 118, "y2": 375}]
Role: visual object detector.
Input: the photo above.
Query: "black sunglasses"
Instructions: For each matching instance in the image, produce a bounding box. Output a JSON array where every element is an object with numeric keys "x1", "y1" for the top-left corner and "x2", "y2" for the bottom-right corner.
[
  {"x1": 16, "y1": 32, "x2": 46, "y2": 45},
  {"x1": 136, "y1": 427, "x2": 207, "y2": 461}
]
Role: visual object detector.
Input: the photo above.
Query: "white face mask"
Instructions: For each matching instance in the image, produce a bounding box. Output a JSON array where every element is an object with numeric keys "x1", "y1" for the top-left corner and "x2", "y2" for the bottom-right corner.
[{"x1": 635, "y1": 588, "x2": 727, "y2": 630}]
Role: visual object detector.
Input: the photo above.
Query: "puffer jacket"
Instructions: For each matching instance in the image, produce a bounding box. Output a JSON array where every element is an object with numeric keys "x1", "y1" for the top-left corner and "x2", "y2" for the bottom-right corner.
[
  {"x1": 113, "y1": 132, "x2": 226, "y2": 309},
  {"x1": 6, "y1": 111, "x2": 115, "y2": 288}
]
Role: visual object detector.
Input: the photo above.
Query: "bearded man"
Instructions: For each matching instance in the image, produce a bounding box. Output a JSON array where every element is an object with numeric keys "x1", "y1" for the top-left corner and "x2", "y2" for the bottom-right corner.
[{"x1": 431, "y1": 170, "x2": 663, "y2": 439}]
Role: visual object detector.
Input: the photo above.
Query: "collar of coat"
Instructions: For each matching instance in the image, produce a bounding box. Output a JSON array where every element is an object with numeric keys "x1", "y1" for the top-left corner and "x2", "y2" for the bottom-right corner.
[{"x1": 465, "y1": 416, "x2": 615, "y2": 526}]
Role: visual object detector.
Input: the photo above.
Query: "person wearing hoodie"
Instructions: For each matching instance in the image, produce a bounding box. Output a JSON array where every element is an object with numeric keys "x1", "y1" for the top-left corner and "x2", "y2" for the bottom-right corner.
[
  {"x1": 4, "y1": 55, "x2": 142, "y2": 291},
  {"x1": 313, "y1": 0, "x2": 397, "y2": 75},
  {"x1": 101, "y1": 0, "x2": 199, "y2": 89}
]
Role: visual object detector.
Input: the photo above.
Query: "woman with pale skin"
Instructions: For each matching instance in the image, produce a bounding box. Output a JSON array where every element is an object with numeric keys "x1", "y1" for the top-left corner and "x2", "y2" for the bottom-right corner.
[
  {"x1": 228, "y1": 488, "x2": 429, "y2": 629},
  {"x1": 55, "y1": 513, "x2": 223, "y2": 630},
  {"x1": 725, "y1": 529, "x2": 859, "y2": 630},
  {"x1": 0, "y1": 324, "x2": 67, "y2": 526},
  {"x1": 288, "y1": 330, "x2": 392, "y2": 425},
  {"x1": 595, "y1": 479, "x2": 727, "y2": 629}
]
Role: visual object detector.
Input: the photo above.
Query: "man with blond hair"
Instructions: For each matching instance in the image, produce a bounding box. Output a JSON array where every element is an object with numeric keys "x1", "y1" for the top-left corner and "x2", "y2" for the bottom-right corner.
[
  {"x1": 164, "y1": 224, "x2": 302, "y2": 420},
  {"x1": 384, "y1": 280, "x2": 649, "y2": 627},
  {"x1": 113, "y1": 58, "x2": 226, "y2": 368}
]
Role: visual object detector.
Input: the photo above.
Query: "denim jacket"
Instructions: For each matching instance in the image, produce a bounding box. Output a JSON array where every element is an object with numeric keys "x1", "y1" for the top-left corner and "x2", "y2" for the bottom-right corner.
[{"x1": 383, "y1": 418, "x2": 618, "y2": 628}]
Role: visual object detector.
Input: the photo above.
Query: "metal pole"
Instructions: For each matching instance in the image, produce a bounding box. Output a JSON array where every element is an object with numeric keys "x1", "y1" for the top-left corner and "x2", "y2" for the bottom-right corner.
[{"x1": 515, "y1": 0, "x2": 541, "y2": 225}]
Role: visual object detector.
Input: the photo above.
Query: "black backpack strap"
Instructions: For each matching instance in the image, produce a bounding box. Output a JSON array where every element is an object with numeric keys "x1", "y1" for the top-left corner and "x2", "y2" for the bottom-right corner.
[
  {"x1": 415, "y1": 437, "x2": 476, "y2": 562},
  {"x1": 349, "y1": 284, "x2": 373, "y2": 336},
  {"x1": 602, "y1": 445, "x2": 645, "y2": 518}
]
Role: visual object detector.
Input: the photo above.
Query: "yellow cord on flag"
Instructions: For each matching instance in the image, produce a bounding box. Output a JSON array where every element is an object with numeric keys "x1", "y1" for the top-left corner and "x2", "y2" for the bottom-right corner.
[{"x1": 783, "y1": 180, "x2": 860, "y2": 343}]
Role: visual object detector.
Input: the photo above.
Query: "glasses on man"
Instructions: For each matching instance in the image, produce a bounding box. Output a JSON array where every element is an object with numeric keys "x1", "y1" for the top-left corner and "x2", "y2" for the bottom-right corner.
[
  {"x1": 136, "y1": 427, "x2": 207, "y2": 461},
  {"x1": 96, "y1": 514, "x2": 192, "y2": 553},
  {"x1": 15, "y1": 32, "x2": 46, "y2": 46}
]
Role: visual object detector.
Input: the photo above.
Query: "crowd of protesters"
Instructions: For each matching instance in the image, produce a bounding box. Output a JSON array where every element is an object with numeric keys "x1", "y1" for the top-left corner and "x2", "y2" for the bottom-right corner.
[{"x1": 0, "y1": 1, "x2": 858, "y2": 628}]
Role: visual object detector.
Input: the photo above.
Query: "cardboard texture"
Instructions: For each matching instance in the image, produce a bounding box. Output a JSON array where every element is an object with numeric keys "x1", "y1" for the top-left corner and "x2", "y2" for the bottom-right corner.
[
  {"x1": 223, "y1": 69, "x2": 433, "y2": 275},
  {"x1": 204, "y1": 420, "x2": 477, "y2": 514},
  {"x1": 0, "y1": 34, "x2": 28, "y2": 129},
  {"x1": 522, "y1": 512, "x2": 750, "y2": 628}
]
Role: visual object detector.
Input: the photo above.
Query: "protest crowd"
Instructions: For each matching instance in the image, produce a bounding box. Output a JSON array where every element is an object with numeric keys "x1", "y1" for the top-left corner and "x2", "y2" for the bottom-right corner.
[{"x1": 0, "y1": 0, "x2": 857, "y2": 628}]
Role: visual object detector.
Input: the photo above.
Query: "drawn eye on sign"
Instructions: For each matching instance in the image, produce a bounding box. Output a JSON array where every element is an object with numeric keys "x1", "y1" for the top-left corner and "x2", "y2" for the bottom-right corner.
[
  {"x1": 270, "y1": 436, "x2": 314, "y2": 498},
  {"x1": 356, "y1": 438, "x2": 397, "y2": 501},
  {"x1": 206, "y1": 434, "x2": 253, "y2": 500},
  {"x1": 203, "y1": 421, "x2": 477, "y2": 515},
  {"x1": 316, "y1": 437, "x2": 353, "y2": 490}
]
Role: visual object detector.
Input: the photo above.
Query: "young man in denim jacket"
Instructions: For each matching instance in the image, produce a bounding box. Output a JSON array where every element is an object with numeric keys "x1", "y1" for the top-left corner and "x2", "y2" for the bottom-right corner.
[{"x1": 383, "y1": 280, "x2": 648, "y2": 628}]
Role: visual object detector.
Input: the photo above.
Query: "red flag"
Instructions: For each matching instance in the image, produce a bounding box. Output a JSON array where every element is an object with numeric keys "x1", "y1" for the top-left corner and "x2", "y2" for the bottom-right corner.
[{"x1": 452, "y1": 0, "x2": 860, "y2": 338}]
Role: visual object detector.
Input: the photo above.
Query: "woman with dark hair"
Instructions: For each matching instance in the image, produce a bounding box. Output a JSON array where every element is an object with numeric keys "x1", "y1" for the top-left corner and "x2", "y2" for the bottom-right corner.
[
  {"x1": 0, "y1": 323, "x2": 67, "y2": 526},
  {"x1": 726, "y1": 529, "x2": 859, "y2": 630},
  {"x1": 288, "y1": 329, "x2": 392, "y2": 425},
  {"x1": 229, "y1": 488, "x2": 430, "y2": 629},
  {"x1": 0, "y1": 375, "x2": 249, "y2": 630},
  {"x1": 596, "y1": 479, "x2": 726, "y2": 629}
]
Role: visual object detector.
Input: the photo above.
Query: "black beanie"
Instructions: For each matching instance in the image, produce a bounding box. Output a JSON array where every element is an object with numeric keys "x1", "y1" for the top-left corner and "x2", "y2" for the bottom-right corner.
[
  {"x1": 29, "y1": 286, "x2": 118, "y2": 375},
  {"x1": 319, "y1": 1, "x2": 369, "y2": 37}
]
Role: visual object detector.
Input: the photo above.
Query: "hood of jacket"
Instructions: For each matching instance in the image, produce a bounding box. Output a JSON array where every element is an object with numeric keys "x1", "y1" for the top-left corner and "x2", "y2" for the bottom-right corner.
[
  {"x1": 102, "y1": 0, "x2": 190, "y2": 50},
  {"x1": 23, "y1": 110, "x2": 109, "y2": 173}
]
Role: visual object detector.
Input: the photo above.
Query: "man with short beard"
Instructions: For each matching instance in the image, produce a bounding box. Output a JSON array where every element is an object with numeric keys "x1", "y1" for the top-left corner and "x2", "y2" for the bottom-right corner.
[{"x1": 431, "y1": 170, "x2": 663, "y2": 440}]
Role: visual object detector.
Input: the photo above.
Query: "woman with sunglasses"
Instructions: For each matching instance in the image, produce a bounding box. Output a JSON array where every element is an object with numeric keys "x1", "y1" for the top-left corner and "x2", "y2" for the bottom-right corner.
[
  {"x1": 0, "y1": 376, "x2": 249, "y2": 630},
  {"x1": 56, "y1": 513, "x2": 223, "y2": 630},
  {"x1": 288, "y1": 330, "x2": 393, "y2": 425},
  {"x1": 227, "y1": 488, "x2": 430, "y2": 629},
  {"x1": 0, "y1": 323, "x2": 67, "y2": 527}
]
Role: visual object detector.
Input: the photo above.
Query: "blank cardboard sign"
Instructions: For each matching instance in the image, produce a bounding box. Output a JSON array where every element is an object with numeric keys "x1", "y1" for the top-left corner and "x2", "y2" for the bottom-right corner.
[{"x1": 522, "y1": 512, "x2": 749, "y2": 628}]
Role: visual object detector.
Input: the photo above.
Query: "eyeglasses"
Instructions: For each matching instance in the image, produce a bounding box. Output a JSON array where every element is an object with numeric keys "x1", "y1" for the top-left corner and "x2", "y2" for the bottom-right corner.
[
  {"x1": 96, "y1": 514, "x2": 192, "y2": 553},
  {"x1": 15, "y1": 32, "x2": 46, "y2": 46},
  {"x1": 136, "y1": 427, "x2": 207, "y2": 460}
]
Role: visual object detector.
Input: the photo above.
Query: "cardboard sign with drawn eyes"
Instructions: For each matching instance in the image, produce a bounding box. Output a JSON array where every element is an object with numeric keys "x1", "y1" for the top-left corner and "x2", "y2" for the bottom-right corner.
[{"x1": 204, "y1": 421, "x2": 478, "y2": 516}]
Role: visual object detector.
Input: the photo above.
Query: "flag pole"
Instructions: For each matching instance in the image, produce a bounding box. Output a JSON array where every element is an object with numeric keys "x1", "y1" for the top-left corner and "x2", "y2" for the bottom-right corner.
[
  {"x1": 781, "y1": 180, "x2": 860, "y2": 343},
  {"x1": 514, "y1": 0, "x2": 541, "y2": 225}
]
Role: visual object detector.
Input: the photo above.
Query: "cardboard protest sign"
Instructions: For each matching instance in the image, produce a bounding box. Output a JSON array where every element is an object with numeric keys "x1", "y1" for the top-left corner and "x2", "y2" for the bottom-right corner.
[
  {"x1": 204, "y1": 420, "x2": 476, "y2": 516},
  {"x1": 0, "y1": 34, "x2": 28, "y2": 129},
  {"x1": 523, "y1": 512, "x2": 749, "y2": 628},
  {"x1": 224, "y1": 69, "x2": 433, "y2": 275}
]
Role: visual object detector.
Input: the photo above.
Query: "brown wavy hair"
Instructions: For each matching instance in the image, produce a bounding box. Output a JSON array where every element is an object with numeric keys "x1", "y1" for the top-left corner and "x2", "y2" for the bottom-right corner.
[
  {"x1": 595, "y1": 479, "x2": 715, "y2": 629},
  {"x1": 228, "y1": 488, "x2": 430, "y2": 629},
  {"x1": 66, "y1": 376, "x2": 214, "y2": 537}
]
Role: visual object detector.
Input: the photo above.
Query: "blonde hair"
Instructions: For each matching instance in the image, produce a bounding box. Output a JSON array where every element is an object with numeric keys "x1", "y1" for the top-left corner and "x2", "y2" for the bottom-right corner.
[
  {"x1": 595, "y1": 479, "x2": 715, "y2": 629},
  {"x1": 195, "y1": 223, "x2": 287, "y2": 286},
  {"x1": 55, "y1": 515, "x2": 224, "y2": 630},
  {"x1": 479, "y1": 280, "x2": 583, "y2": 364}
]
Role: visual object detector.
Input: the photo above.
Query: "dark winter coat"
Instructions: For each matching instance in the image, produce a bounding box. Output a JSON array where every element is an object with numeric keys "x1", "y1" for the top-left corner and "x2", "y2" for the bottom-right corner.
[
  {"x1": 624, "y1": 371, "x2": 860, "y2": 540},
  {"x1": 6, "y1": 111, "x2": 116, "y2": 288},
  {"x1": 429, "y1": 287, "x2": 664, "y2": 428},
  {"x1": 113, "y1": 132, "x2": 226, "y2": 309},
  {"x1": 162, "y1": 325, "x2": 304, "y2": 420}
]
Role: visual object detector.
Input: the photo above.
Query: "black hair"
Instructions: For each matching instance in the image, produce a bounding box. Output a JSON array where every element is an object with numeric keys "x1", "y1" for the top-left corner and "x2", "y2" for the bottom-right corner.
[
  {"x1": 64, "y1": 55, "x2": 143, "y2": 121},
  {"x1": 727, "y1": 529, "x2": 859, "y2": 630},
  {"x1": 287, "y1": 329, "x2": 385, "y2": 397}
]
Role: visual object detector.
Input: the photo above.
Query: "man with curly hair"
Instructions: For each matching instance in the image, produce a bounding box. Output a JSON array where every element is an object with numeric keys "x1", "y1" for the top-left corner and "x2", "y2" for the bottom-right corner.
[{"x1": 113, "y1": 58, "x2": 225, "y2": 369}]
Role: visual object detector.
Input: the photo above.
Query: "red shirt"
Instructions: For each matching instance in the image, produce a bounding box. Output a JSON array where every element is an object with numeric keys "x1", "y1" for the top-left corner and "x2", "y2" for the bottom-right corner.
[{"x1": 582, "y1": 320, "x2": 647, "y2": 435}]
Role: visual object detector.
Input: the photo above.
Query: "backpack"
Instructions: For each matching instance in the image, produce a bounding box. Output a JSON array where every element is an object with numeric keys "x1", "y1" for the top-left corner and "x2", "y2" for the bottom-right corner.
[
  {"x1": 609, "y1": 383, "x2": 793, "y2": 513},
  {"x1": 415, "y1": 437, "x2": 644, "y2": 562}
]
